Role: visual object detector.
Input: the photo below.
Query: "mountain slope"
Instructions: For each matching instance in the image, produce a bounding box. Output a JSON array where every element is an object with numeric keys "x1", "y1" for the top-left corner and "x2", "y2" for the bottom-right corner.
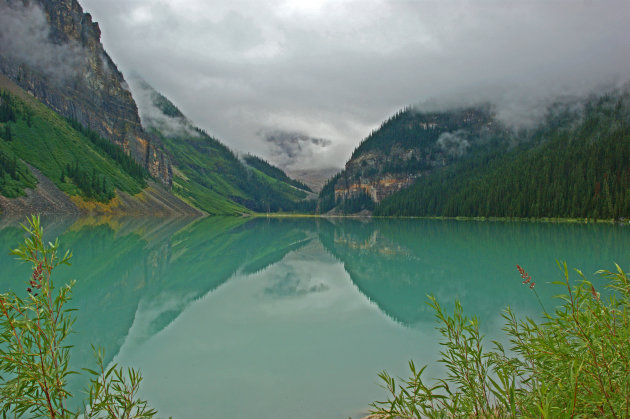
[
  {"x1": 0, "y1": 0, "x2": 172, "y2": 185},
  {"x1": 1, "y1": 0, "x2": 308, "y2": 216},
  {"x1": 375, "y1": 91, "x2": 630, "y2": 219},
  {"x1": 137, "y1": 82, "x2": 314, "y2": 214},
  {"x1": 0, "y1": 73, "x2": 199, "y2": 215},
  {"x1": 318, "y1": 105, "x2": 513, "y2": 213},
  {"x1": 243, "y1": 154, "x2": 312, "y2": 193}
]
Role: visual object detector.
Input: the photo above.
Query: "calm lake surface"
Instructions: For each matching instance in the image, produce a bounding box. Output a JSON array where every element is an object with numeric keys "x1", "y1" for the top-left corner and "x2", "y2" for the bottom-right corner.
[{"x1": 1, "y1": 216, "x2": 629, "y2": 418}]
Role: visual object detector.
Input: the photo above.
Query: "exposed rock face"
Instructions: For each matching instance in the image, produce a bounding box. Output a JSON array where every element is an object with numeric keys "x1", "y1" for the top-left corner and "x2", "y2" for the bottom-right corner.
[
  {"x1": 0, "y1": 0, "x2": 172, "y2": 186},
  {"x1": 334, "y1": 174, "x2": 417, "y2": 203}
]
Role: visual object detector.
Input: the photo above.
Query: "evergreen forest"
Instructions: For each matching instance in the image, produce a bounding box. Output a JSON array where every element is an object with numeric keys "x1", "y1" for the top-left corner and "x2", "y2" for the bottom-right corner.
[{"x1": 375, "y1": 92, "x2": 630, "y2": 219}]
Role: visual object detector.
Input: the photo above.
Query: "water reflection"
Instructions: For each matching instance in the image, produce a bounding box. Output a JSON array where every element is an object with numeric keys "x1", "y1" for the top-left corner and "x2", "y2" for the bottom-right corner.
[
  {"x1": 318, "y1": 218, "x2": 629, "y2": 325},
  {"x1": 0, "y1": 216, "x2": 628, "y2": 417}
]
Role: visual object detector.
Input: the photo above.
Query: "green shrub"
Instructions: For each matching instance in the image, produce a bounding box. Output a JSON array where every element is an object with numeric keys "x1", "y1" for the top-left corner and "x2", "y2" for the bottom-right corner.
[
  {"x1": 370, "y1": 262, "x2": 630, "y2": 418},
  {"x1": 0, "y1": 216, "x2": 158, "y2": 418}
]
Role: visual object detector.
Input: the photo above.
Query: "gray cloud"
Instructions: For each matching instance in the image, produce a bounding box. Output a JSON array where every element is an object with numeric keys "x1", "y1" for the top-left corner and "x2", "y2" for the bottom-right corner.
[
  {"x1": 0, "y1": 2, "x2": 87, "y2": 83},
  {"x1": 261, "y1": 129, "x2": 332, "y2": 170},
  {"x1": 264, "y1": 270, "x2": 329, "y2": 298},
  {"x1": 128, "y1": 77, "x2": 201, "y2": 138},
  {"x1": 437, "y1": 131, "x2": 470, "y2": 158},
  {"x1": 64, "y1": 1, "x2": 630, "y2": 167}
]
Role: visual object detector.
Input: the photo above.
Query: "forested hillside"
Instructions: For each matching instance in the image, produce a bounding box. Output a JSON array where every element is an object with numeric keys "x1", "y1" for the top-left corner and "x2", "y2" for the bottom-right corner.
[
  {"x1": 318, "y1": 105, "x2": 513, "y2": 213},
  {"x1": 0, "y1": 84, "x2": 147, "y2": 203},
  {"x1": 141, "y1": 85, "x2": 314, "y2": 214},
  {"x1": 375, "y1": 91, "x2": 630, "y2": 219},
  {"x1": 243, "y1": 155, "x2": 312, "y2": 192}
]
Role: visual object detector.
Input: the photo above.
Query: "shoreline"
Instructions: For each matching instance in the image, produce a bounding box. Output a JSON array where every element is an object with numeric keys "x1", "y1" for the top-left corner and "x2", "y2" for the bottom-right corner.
[{"x1": 252, "y1": 212, "x2": 629, "y2": 224}]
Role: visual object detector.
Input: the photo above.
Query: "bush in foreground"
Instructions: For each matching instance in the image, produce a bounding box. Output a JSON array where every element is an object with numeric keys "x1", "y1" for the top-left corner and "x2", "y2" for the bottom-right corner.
[
  {"x1": 0, "y1": 216, "x2": 158, "y2": 418},
  {"x1": 370, "y1": 262, "x2": 630, "y2": 418}
]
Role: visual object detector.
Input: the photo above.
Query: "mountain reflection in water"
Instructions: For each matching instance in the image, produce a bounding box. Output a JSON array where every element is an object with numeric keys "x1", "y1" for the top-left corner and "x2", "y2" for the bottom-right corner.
[{"x1": 0, "y1": 216, "x2": 627, "y2": 418}]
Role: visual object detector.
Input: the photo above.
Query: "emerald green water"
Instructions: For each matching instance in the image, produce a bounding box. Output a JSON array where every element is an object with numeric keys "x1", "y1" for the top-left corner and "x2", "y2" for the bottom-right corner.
[{"x1": 0, "y1": 217, "x2": 628, "y2": 418}]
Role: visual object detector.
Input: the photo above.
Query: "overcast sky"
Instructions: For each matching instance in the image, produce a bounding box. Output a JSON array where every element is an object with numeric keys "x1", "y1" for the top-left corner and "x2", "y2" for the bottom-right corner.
[{"x1": 78, "y1": 0, "x2": 630, "y2": 170}]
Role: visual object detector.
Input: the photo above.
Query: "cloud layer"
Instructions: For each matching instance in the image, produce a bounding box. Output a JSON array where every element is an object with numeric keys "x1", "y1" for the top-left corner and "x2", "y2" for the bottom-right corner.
[
  {"x1": 78, "y1": 0, "x2": 630, "y2": 168},
  {"x1": 0, "y1": 3, "x2": 87, "y2": 83}
]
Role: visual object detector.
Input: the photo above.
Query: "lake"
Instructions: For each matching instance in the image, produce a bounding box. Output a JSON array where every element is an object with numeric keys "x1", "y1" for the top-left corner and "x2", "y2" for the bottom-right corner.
[{"x1": 0, "y1": 216, "x2": 628, "y2": 418}]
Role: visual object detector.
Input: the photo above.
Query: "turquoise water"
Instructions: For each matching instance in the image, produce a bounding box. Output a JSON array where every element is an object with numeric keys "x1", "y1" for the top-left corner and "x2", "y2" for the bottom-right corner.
[{"x1": 0, "y1": 217, "x2": 628, "y2": 418}]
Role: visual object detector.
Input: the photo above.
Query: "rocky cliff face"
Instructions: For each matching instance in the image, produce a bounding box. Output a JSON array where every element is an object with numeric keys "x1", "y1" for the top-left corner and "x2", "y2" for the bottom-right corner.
[
  {"x1": 333, "y1": 147, "x2": 421, "y2": 204},
  {"x1": 321, "y1": 106, "x2": 511, "y2": 212},
  {"x1": 0, "y1": 0, "x2": 172, "y2": 186}
]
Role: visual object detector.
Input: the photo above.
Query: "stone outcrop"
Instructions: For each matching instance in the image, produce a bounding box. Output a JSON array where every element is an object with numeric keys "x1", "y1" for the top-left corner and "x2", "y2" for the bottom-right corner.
[
  {"x1": 334, "y1": 174, "x2": 417, "y2": 203},
  {"x1": 0, "y1": 0, "x2": 172, "y2": 186}
]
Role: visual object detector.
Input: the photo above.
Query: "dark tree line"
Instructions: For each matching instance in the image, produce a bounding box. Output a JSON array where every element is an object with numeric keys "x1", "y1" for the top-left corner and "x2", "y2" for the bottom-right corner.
[
  {"x1": 0, "y1": 150, "x2": 36, "y2": 198},
  {"x1": 1, "y1": 125, "x2": 12, "y2": 142},
  {"x1": 232, "y1": 169, "x2": 316, "y2": 213},
  {"x1": 66, "y1": 118, "x2": 147, "y2": 185},
  {"x1": 317, "y1": 173, "x2": 341, "y2": 213},
  {"x1": 63, "y1": 162, "x2": 115, "y2": 202},
  {"x1": 243, "y1": 154, "x2": 312, "y2": 192},
  {"x1": 349, "y1": 106, "x2": 494, "y2": 160},
  {"x1": 0, "y1": 151, "x2": 18, "y2": 180},
  {"x1": 1, "y1": 91, "x2": 17, "y2": 142},
  {"x1": 0, "y1": 91, "x2": 17, "y2": 124},
  {"x1": 336, "y1": 190, "x2": 375, "y2": 213}
]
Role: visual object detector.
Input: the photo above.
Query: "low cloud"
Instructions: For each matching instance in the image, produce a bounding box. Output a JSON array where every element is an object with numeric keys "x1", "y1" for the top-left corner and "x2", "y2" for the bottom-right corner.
[
  {"x1": 128, "y1": 76, "x2": 200, "y2": 138},
  {"x1": 261, "y1": 130, "x2": 332, "y2": 170},
  {"x1": 17, "y1": 0, "x2": 630, "y2": 167},
  {"x1": 437, "y1": 130, "x2": 470, "y2": 157},
  {"x1": 0, "y1": 3, "x2": 87, "y2": 84}
]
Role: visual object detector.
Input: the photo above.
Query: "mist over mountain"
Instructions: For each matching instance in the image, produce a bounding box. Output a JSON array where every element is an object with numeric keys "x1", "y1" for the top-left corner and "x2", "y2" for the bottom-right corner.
[
  {"x1": 131, "y1": 79, "x2": 313, "y2": 214},
  {"x1": 0, "y1": 0, "x2": 175, "y2": 187},
  {"x1": 79, "y1": 0, "x2": 630, "y2": 169},
  {"x1": 319, "y1": 86, "x2": 630, "y2": 219},
  {"x1": 0, "y1": 0, "x2": 311, "y2": 215},
  {"x1": 261, "y1": 130, "x2": 333, "y2": 171}
]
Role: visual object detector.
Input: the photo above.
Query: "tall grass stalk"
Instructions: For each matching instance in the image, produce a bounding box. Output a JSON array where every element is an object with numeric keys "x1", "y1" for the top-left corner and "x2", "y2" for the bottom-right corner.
[{"x1": 0, "y1": 216, "x2": 158, "y2": 418}]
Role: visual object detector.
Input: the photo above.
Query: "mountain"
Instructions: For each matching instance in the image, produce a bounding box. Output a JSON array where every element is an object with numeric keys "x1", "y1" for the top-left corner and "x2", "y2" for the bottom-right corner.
[
  {"x1": 242, "y1": 154, "x2": 312, "y2": 193},
  {"x1": 0, "y1": 0, "x2": 172, "y2": 186},
  {"x1": 375, "y1": 91, "x2": 630, "y2": 219},
  {"x1": 318, "y1": 105, "x2": 514, "y2": 213},
  {"x1": 0, "y1": 73, "x2": 199, "y2": 215},
  {"x1": 135, "y1": 82, "x2": 314, "y2": 214},
  {"x1": 321, "y1": 88, "x2": 630, "y2": 220},
  {"x1": 0, "y1": 0, "x2": 310, "y2": 215}
]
